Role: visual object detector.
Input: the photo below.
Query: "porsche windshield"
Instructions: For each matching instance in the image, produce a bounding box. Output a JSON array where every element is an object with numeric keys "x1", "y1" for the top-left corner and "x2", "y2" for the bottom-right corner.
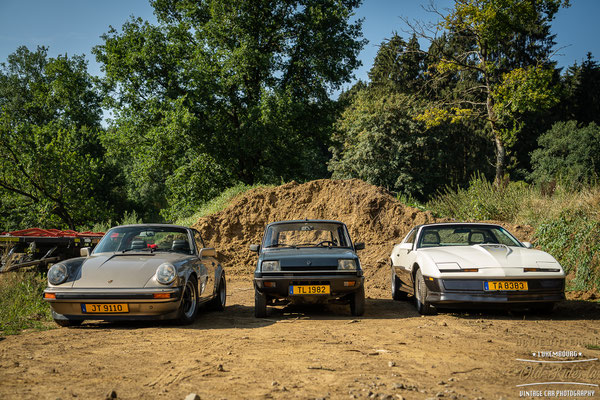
[
  {"x1": 263, "y1": 222, "x2": 351, "y2": 248},
  {"x1": 94, "y1": 226, "x2": 192, "y2": 254},
  {"x1": 417, "y1": 225, "x2": 522, "y2": 248}
]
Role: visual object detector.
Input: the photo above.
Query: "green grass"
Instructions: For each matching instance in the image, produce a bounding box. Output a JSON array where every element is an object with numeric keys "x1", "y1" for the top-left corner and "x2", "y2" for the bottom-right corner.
[
  {"x1": 0, "y1": 271, "x2": 54, "y2": 335},
  {"x1": 176, "y1": 183, "x2": 273, "y2": 226},
  {"x1": 585, "y1": 344, "x2": 600, "y2": 350}
]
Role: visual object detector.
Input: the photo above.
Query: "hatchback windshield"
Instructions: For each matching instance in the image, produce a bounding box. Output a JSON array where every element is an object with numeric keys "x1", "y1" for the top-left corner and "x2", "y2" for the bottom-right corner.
[
  {"x1": 417, "y1": 225, "x2": 522, "y2": 248},
  {"x1": 94, "y1": 226, "x2": 192, "y2": 254},
  {"x1": 263, "y1": 222, "x2": 351, "y2": 248}
]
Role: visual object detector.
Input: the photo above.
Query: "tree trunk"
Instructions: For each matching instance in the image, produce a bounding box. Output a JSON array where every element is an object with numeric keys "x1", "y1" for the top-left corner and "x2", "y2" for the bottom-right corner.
[{"x1": 494, "y1": 135, "x2": 505, "y2": 184}]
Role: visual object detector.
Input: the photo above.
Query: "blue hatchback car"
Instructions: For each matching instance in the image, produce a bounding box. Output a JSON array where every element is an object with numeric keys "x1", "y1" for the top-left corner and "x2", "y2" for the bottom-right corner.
[{"x1": 250, "y1": 220, "x2": 365, "y2": 317}]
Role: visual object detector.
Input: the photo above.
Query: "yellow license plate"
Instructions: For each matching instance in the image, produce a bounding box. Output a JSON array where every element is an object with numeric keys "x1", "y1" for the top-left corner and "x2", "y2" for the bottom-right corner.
[
  {"x1": 289, "y1": 285, "x2": 330, "y2": 295},
  {"x1": 82, "y1": 303, "x2": 129, "y2": 313},
  {"x1": 484, "y1": 281, "x2": 528, "y2": 291}
]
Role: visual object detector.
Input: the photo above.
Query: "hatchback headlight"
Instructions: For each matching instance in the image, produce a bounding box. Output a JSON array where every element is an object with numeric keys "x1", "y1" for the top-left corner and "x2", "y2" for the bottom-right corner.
[
  {"x1": 338, "y1": 259, "x2": 357, "y2": 270},
  {"x1": 48, "y1": 264, "x2": 68, "y2": 285},
  {"x1": 156, "y1": 263, "x2": 176, "y2": 285},
  {"x1": 261, "y1": 260, "x2": 280, "y2": 272}
]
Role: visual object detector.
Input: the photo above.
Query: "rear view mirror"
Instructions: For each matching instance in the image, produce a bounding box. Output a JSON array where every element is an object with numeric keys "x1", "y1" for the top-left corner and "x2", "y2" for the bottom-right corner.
[
  {"x1": 200, "y1": 247, "x2": 216, "y2": 258},
  {"x1": 354, "y1": 242, "x2": 365, "y2": 251},
  {"x1": 249, "y1": 244, "x2": 260, "y2": 253}
]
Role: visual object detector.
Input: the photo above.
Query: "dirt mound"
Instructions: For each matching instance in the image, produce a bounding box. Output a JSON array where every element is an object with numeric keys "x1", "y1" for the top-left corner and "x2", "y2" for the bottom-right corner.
[{"x1": 192, "y1": 179, "x2": 533, "y2": 296}]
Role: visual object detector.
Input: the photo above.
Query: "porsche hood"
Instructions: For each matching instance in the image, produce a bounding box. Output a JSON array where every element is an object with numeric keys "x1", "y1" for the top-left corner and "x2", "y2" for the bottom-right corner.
[{"x1": 72, "y1": 253, "x2": 187, "y2": 288}]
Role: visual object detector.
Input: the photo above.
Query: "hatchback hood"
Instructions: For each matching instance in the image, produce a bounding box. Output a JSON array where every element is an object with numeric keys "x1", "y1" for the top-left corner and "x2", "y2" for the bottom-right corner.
[
  {"x1": 420, "y1": 245, "x2": 559, "y2": 269},
  {"x1": 73, "y1": 252, "x2": 186, "y2": 288}
]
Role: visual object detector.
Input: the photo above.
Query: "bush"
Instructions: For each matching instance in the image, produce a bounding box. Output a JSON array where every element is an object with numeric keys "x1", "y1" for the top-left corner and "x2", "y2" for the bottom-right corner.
[
  {"x1": 0, "y1": 271, "x2": 53, "y2": 335},
  {"x1": 534, "y1": 212, "x2": 600, "y2": 291},
  {"x1": 426, "y1": 173, "x2": 532, "y2": 221}
]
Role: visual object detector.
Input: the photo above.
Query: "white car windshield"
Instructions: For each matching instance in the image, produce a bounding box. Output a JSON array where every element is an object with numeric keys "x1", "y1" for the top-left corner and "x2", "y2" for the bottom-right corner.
[
  {"x1": 263, "y1": 222, "x2": 351, "y2": 248},
  {"x1": 417, "y1": 225, "x2": 522, "y2": 248},
  {"x1": 94, "y1": 226, "x2": 192, "y2": 254}
]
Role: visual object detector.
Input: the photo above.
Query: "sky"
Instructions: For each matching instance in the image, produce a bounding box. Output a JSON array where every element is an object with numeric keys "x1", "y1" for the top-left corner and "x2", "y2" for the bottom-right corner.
[{"x1": 0, "y1": 0, "x2": 599, "y2": 91}]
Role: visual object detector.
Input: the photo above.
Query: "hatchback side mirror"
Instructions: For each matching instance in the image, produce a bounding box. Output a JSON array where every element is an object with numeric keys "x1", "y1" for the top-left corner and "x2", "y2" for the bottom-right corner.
[
  {"x1": 522, "y1": 242, "x2": 533, "y2": 249},
  {"x1": 249, "y1": 244, "x2": 260, "y2": 253},
  {"x1": 354, "y1": 242, "x2": 365, "y2": 251},
  {"x1": 80, "y1": 247, "x2": 91, "y2": 257}
]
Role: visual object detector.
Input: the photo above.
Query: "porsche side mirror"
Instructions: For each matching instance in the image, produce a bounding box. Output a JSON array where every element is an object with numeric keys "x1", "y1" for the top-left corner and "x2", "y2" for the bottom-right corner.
[
  {"x1": 354, "y1": 242, "x2": 365, "y2": 251},
  {"x1": 200, "y1": 247, "x2": 216, "y2": 258},
  {"x1": 249, "y1": 244, "x2": 260, "y2": 253},
  {"x1": 522, "y1": 242, "x2": 533, "y2": 249},
  {"x1": 80, "y1": 247, "x2": 91, "y2": 257}
]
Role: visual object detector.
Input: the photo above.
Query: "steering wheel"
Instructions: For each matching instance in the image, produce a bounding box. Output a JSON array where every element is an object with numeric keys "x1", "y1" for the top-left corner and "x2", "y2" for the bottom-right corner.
[{"x1": 316, "y1": 240, "x2": 335, "y2": 247}]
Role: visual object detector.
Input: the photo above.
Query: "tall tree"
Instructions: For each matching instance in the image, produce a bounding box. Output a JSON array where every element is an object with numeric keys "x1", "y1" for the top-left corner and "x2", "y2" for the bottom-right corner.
[
  {"x1": 94, "y1": 0, "x2": 365, "y2": 220},
  {"x1": 0, "y1": 46, "x2": 116, "y2": 229},
  {"x1": 413, "y1": 0, "x2": 567, "y2": 183}
]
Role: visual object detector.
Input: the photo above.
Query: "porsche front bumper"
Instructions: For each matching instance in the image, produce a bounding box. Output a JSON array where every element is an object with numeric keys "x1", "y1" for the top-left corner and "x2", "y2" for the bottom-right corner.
[{"x1": 43, "y1": 287, "x2": 183, "y2": 321}]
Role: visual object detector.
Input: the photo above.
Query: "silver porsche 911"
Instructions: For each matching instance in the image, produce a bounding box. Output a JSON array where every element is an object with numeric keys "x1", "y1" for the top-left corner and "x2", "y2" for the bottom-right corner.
[{"x1": 43, "y1": 224, "x2": 226, "y2": 326}]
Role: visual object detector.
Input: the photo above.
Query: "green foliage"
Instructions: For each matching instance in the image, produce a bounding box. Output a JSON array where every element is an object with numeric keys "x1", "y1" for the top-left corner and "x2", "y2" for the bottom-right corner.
[
  {"x1": 330, "y1": 87, "x2": 490, "y2": 200},
  {"x1": 93, "y1": 0, "x2": 365, "y2": 220},
  {"x1": 427, "y1": 173, "x2": 532, "y2": 221},
  {"x1": 0, "y1": 46, "x2": 118, "y2": 230},
  {"x1": 89, "y1": 210, "x2": 143, "y2": 233},
  {"x1": 530, "y1": 121, "x2": 600, "y2": 185},
  {"x1": 0, "y1": 271, "x2": 53, "y2": 335},
  {"x1": 534, "y1": 212, "x2": 600, "y2": 291},
  {"x1": 175, "y1": 183, "x2": 271, "y2": 226}
]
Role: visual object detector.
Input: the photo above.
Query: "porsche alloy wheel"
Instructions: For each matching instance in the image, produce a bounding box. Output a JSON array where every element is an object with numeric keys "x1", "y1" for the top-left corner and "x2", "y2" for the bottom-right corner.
[
  {"x1": 177, "y1": 276, "x2": 199, "y2": 324},
  {"x1": 414, "y1": 269, "x2": 436, "y2": 315},
  {"x1": 209, "y1": 273, "x2": 227, "y2": 311}
]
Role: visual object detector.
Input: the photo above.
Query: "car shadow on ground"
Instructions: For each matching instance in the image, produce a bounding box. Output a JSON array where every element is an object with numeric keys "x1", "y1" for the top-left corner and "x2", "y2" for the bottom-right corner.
[{"x1": 436, "y1": 299, "x2": 600, "y2": 321}]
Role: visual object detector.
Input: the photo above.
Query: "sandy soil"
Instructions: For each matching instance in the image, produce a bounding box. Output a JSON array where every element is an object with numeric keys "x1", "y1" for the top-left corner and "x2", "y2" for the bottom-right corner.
[{"x1": 1, "y1": 278, "x2": 599, "y2": 400}]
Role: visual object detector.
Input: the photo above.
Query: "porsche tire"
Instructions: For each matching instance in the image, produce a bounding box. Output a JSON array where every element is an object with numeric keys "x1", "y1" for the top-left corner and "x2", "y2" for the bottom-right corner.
[
  {"x1": 176, "y1": 276, "x2": 199, "y2": 324},
  {"x1": 208, "y1": 273, "x2": 227, "y2": 311}
]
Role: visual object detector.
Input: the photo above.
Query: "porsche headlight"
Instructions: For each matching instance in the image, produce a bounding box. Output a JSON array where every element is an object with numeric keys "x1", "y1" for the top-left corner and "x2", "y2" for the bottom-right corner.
[
  {"x1": 338, "y1": 259, "x2": 357, "y2": 270},
  {"x1": 156, "y1": 263, "x2": 176, "y2": 285},
  {"x1": 261, "y1": 260, "x2": 280, "y2": 272},
  {"x1": 48, "y1": 264, "x2": 68, "y2": 285}
]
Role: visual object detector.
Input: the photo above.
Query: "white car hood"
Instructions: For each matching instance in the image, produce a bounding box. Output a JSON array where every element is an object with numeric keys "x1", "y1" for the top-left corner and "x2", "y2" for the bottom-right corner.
[{"x1": 419, "y1": 245, "x2": 559, "y2": 269}]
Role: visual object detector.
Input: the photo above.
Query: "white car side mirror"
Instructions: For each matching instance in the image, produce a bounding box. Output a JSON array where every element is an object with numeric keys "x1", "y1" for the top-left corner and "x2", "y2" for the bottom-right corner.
[
  {"x1": 398, "y1": 242, "x2": 413, "y2": 251},
  {"x1": 522, "y1": 242, "x2": 533, "y2": 249}
]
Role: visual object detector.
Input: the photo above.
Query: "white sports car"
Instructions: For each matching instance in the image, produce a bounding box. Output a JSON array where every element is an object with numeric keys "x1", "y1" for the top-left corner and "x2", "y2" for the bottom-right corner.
[{"x1": 390, "y1": 223, "x2": 565, "y2": 314}]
